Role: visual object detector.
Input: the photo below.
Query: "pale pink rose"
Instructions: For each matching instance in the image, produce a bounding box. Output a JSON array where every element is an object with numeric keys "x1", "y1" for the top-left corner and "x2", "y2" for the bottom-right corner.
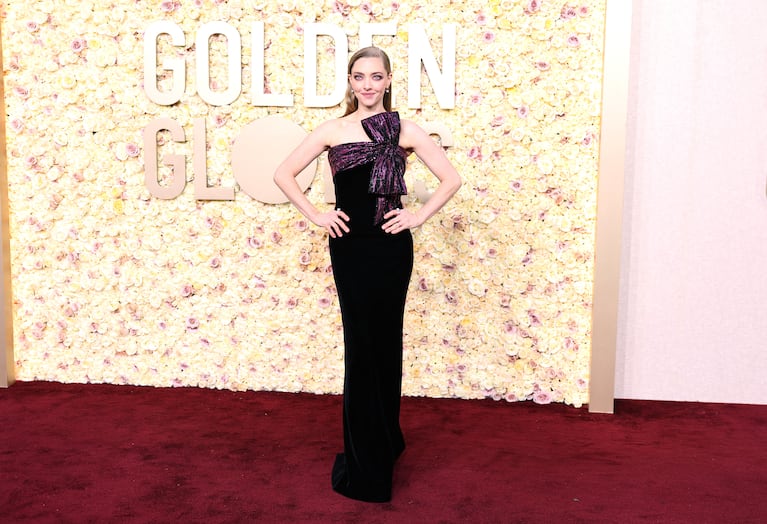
[
  {"x1": 499, "y1": 293, "x2": 511, "y2": 308},
  {"x1": 510, "y1": 180, "x2": 522, "y2": 191},
  {"x1": 533, "y1": 390, "x2": 552, "y2": 405},
  {"x1": 490, "y1": 115, "x2": 504, "y2": 127},
  {"x1": 210, "y1": 257, "x2": 221, "y2": 269},
  {"x1": 247, "y1": 236, "x2": 263, "y2": 249},
  {"x1": 213, "y1": 114, "x2": 227, "y2": 128},
  {"x1": 14, "y1": 86, "x2": 30, "y2": 99},
  {"x1": 181, "y1": 284, "x2": 194, "y2": 297},
  {"x1": 186, "y1": 317, "x2": 200, "y2": 330},
  {"x1": 525, "y1": 0, "x2": 540, "y2": 14},
  {"x1": 483, "y1": 32, "x2": 495, "y2": 43},
  {"x1": 295, "y1": 219, "x2": 309, "y2": 231},
  {"x1": 567, "y1": 34, "x2": 581, "y2": 47},
  {"x1": 417, "y1": 277, "x2": 429, "y2": 291},
  {"x1": 318, "y1": 297, "x2": 332, "y2": 308},
  {"x1": 24, "y1": 156, "x2": 38, "y2": 169},
  {"x1": 561, "y1": 6, "x2": 577, "y2": 19},
  {"x1": 299, "y1": 252, "x2": 311, "y2": 265},
  {"x1": 476, "y1": 12, "x2": 488, "y2": 25},
  {"x1": 361, "y1": 2, "x2": 373, "y2": 15},
  {"x1": 536, "y1": 61, "x2": 550, "y2": 71},
  {"x1": 565, "y1": 337, "x2": 579, "y2": 351},
  {"x1": 517, "y1": 105, "x2": 529, "y2": 118},
  {"x1": 8, "y1": 56, "x2": 20, "y2": 72},
  {"x1": 26, "y1": 21, "x2": 39, "y2": 32},
  {"x1": 528, "y1": 310, "x2": 541, "y2": 326},
  {"x1": 270, "y1": 231, "x2": 282, "y2": 244},
  {"x1": 467, "y1": 146, "x2": 482, "y2": 160},
  {"x1": 470, "y1": 93, "x2": 482, "y2": 105},
  {"x1": 578, "y1": 6, "x2": 590, "y2": 17},
  {"x1": 160, "y1": 1, "x2": 178, "y2": 13},
  {"x1": 71, "y1": 38, "x2": 87, "y2": 53},
  {"x1": 125, "y1": 143, "x2": 140, "y2": 157},
  {"x1": 287, "y1": 297, "x2": 298, "y2": 309},
  {"x1": 445, "y1": 290, "x2": 458, "y2": 304}
]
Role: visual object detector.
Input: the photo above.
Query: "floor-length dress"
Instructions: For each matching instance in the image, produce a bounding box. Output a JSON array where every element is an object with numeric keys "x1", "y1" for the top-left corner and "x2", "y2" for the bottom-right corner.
[{"x1": 327, "y1": 112, "x2": 413, "y2": 502}]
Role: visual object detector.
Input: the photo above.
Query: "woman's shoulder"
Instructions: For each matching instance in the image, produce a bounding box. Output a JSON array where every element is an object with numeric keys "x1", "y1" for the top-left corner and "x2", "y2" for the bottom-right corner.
[
  {"x1": 321, "y1": 114, "x2": 372, "y2": 146},
  {"x1": 398, "y1": 118, "x2": 431, "y2": 149},
  {"x1": 308, "y1": 117, "x2": 348, "y2": 148},
  {"x1": 313, "y1": 117, "x2": 346, "y2": 135}
]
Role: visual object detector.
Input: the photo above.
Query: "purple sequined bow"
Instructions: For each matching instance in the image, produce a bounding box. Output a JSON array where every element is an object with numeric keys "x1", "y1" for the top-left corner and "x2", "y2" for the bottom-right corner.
[{"x1": 328, "y1": 112, "x2": 408, "y2": 225}]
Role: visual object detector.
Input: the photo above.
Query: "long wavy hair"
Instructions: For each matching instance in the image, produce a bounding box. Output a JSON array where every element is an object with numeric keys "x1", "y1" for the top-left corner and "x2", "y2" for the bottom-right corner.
[{"x1": 342, "y1": 46, "x2": 392, "y2": 116}]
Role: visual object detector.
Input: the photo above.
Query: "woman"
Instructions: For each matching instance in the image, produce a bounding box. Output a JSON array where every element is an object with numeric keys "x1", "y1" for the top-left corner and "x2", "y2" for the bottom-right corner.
[{"x1": 274, "y1": 46, "x2": 461, "y2": 502}]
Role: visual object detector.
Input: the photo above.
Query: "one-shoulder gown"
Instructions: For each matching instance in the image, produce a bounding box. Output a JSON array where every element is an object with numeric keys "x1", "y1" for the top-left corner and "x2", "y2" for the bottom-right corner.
[{"x1": 326, "y1": 112, "x2": 413, "y2": 502}]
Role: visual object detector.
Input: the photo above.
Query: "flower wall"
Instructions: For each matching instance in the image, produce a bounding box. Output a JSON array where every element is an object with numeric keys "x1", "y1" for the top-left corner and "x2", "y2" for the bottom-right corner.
[{"x1": 2, "y1": 0, "x2": 605, "y2": 407}]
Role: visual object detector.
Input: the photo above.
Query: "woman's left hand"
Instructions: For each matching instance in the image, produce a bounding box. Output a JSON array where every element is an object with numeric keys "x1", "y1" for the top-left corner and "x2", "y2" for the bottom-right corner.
[{"x1": 381, "y1": 208, "x2": 421, "y2": 234}]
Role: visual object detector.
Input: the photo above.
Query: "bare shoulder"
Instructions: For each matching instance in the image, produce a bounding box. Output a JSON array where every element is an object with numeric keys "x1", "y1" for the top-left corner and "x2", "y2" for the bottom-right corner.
[
  {"x1": 399, "y1": 118, "x2": 432, "y2": 150},
  {"x1": 324, "y1": 114, "x2": 372, "y2": 146},
  {"x1": 316, "y1": 117, "x2": 348, "y2": 132},
  {"x1": 310, "y1": 118, "x2": 345, "y2": 146}
]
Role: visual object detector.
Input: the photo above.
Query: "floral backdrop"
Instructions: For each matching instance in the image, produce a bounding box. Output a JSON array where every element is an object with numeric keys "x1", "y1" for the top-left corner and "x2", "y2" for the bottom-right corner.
[{"x1": 2, "y1": 0, "x2": 605, "y2": 407}]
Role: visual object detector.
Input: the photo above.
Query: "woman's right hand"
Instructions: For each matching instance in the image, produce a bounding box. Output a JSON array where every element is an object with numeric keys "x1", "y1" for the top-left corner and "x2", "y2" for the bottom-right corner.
[{"x1": 313, "y1": 209, "x2": 350, "y2": 238}]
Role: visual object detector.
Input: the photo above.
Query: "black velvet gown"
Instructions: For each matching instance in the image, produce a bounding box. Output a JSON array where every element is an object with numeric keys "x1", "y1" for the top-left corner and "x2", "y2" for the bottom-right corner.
[{"x1": 327, "y1": 112, "x2": 413, "y2": 502}]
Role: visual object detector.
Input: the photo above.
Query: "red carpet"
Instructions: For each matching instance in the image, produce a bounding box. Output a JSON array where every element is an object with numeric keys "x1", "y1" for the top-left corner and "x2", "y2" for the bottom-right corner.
[{"x1": 1, "y1": 382, "x2": 765, "y2": 523}]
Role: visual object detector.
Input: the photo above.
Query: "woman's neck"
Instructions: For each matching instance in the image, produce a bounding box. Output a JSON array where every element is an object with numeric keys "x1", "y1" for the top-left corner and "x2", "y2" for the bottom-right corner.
[{"x1": 352, "y1": 106, "x2": 387, "y2": 120}]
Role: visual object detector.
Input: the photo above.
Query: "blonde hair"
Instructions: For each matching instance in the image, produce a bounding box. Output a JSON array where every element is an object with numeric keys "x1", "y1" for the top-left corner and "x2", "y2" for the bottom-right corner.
[{"x1": 342, "y1": 46, "x2": 392, "y2": 116}]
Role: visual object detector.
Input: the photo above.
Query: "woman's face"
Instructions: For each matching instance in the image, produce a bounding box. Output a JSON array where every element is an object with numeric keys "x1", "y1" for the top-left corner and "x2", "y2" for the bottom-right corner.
[{"x1": 349, "y1": 56, "x2": 391, "y2": 111}]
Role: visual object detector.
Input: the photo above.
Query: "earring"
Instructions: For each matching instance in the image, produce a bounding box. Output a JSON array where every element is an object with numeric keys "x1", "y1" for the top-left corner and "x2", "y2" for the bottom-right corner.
[{"x1": 385, "y1": 88, "x2": 390, "y2": 93}]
